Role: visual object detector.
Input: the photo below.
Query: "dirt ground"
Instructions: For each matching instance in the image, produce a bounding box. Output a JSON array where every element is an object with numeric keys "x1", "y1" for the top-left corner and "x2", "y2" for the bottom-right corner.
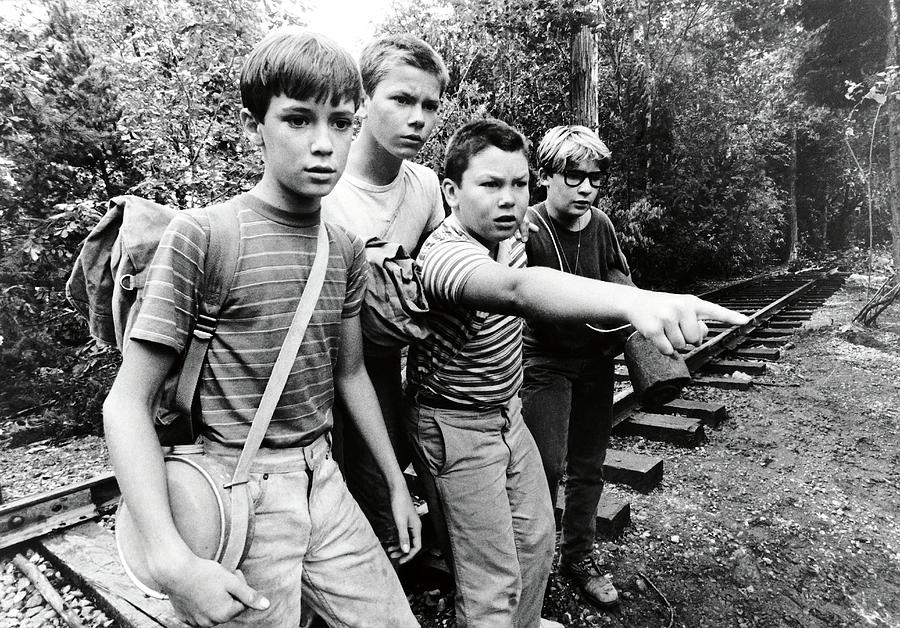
[{"x1": 408, "y1": 274, "x2": 900, "y2": 628}]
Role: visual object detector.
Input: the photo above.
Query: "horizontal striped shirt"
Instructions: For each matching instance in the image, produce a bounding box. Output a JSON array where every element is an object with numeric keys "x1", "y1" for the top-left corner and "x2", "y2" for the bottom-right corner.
[
  {"x1": 130, "y1": 193, "x2": 366, "y2": 447},
  {"x1": 408, "y1": 214, "x2": 525, "y2": 408}
]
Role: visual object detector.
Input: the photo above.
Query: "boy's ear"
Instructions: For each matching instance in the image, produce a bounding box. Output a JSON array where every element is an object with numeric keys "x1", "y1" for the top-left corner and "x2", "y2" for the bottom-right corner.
[
  {"x1": 240, "y1": 108, "x2": 265, "y2": 147},
  {"x1": 441, "y1": 178, "x2": 460, "y2": 210},
  {"x1": 537, "y1": 168, "x2": 552, "y2": 187},
  {"x1": 356, "y1": 93, "x2": 371, "y2": 120}
]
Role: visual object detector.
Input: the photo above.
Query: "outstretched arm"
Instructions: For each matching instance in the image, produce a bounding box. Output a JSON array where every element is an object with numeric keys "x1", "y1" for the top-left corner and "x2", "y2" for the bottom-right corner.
[
  {"x1": 334, "y1": 315, "x2": 421, "y2": 564},
  {"x1": 457, "y1": 263, "x2": 747, "y2": 355},
  {"x1": 103, "y1": 340, "x2": 268, "y2": 625}
]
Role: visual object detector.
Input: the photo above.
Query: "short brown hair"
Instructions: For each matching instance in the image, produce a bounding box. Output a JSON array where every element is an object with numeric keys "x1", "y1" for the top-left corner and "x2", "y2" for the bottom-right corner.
[
  {"x1": 443, "y1": 118, "x2": 529, "y2": 185},
  {"x1": 359, "y1": 34, "x2": 449, "y2": 97},
  {"x1": 240, "y1": 28, "x2": 362, "y2": 121}
]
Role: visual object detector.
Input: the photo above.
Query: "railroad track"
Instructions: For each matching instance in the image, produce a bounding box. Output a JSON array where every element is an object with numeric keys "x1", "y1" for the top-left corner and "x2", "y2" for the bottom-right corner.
[{"x1": 0, "y1": 269, "x2": 848, "y2": 628}]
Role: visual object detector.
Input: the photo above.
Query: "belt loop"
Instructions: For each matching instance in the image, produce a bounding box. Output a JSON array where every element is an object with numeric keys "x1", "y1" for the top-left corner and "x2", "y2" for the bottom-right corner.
[{"x1": 303, "y1": 433, "x2": 327, "y2": 470}]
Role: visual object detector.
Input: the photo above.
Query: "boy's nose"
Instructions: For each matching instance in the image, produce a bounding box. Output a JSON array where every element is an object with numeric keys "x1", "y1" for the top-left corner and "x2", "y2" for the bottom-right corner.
[
  {"x1": 407, "y1": 104, "x2": 425, "y2": 128},
  {"x1": 498, "y1": 187, "x2": 516, "y2": 207},
  {"x1": 578, "y1": 178, "x2": 596, "y2": 194},
  {"x1": 310, "y1": 124, "x2": 334, "y2": 154}
]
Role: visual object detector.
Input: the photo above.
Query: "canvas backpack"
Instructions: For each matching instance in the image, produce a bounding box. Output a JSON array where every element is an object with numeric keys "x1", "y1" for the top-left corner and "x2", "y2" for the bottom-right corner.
[
  {"x1": 66, "y1": 195, "x2": 240, "y2": 442},
  {"x1": 359, "y1": 237, "x2": 434, "y2": 348}
]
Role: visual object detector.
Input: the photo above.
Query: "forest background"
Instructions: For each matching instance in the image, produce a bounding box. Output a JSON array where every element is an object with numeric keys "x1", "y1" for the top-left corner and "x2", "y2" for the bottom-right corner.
[{"x1": 0, "y1": 0, "x2": 898, "y2": 440}]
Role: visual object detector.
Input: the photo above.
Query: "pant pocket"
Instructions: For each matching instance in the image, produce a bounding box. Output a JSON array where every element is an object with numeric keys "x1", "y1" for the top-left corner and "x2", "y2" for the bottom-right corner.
[{"x1": 415, "y1": 412, "x2": 448, "y2": 476}]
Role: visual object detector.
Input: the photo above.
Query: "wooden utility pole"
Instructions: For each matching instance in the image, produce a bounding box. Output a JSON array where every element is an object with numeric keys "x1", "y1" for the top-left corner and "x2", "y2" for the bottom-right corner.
[
  {"x1": 888, "y1": 0, "x2": 900, "y2": 268},
  {"x1": 787, "y1": 127, "x2": 799, "y2": 263},
  {"x1": 570, "y1": 22, "x2": 599, "y2": 128}
]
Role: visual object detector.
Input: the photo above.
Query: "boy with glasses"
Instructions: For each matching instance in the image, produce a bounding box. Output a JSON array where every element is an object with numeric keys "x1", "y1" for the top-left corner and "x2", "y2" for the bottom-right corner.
[{"x1": 521, "y1": 124, "x2": 633, "y2": 609}]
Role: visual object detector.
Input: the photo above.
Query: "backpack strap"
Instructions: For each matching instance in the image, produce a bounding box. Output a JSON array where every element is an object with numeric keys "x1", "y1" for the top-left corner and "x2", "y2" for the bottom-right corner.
[{"x1": 172, "y1": 202, "x2": 241, "y2": 433}]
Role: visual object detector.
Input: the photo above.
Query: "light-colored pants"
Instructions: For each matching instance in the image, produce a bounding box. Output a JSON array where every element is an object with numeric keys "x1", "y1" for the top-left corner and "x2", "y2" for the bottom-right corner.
[
  {"x1": 407, "y1": 396, "x2": 556, "y2": 628},
  {"x1": 204, "y1": 435, "x2": 418, "y2": 628}
]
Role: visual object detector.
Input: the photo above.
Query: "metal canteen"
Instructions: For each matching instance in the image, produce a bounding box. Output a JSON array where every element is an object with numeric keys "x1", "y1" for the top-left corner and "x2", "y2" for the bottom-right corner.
[{"x1": 624, "y1": 331, "x2": 691, "y2": 406}]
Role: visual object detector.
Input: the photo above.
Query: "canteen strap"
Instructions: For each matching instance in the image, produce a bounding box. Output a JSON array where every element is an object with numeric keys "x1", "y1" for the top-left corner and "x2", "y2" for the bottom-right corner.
[{"x1": 229, "y1": 226, "x2": 330, "y2": 488}]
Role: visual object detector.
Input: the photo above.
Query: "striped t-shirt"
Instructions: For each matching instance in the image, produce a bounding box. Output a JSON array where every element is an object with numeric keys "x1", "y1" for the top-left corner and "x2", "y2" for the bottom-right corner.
[
  {"x1": 130, "y1": 193, "x2": 366, "y2": 448},
  {"x1": 407, "y1": 214, "x2": 525, "y2": 408}
]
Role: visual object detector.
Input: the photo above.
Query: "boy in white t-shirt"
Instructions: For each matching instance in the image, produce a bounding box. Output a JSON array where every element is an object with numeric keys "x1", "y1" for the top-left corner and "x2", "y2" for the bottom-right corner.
[{"x1": 321, "y1": 34, "x2": 448, "y2": 560}]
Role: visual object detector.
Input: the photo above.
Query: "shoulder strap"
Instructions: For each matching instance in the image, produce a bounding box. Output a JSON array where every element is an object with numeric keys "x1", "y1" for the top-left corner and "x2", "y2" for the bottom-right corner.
[
  {"x1": 217, "y1": 225, "x2": 329, "y2": 571},
  {"x1": 172, "y1": 202, "x2": 242, "y2": 425},
  {"x1": 231, "y1": 225, "x2": 330, "y2": 482}
]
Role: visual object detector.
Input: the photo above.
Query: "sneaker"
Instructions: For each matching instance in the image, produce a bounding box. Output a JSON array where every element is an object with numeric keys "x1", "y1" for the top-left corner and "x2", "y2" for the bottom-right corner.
[
  {"x1": 559, "y1": 555, "x2": 619, "y2": 608},
  {"x1": 540, "y1": 619, "x2": 566, "y2": 628}
]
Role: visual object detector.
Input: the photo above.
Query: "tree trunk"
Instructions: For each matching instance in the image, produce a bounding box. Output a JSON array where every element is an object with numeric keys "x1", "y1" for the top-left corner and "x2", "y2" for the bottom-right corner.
[
  {"x1": 787, "y1": 127, "x2": 799, "y2": 263},
  {"x1": 570, "y1": 24, "x2": 599, "y2": 128},
  {"x1": 888, "y1": 0, "x2": 900, "y2": 268}
]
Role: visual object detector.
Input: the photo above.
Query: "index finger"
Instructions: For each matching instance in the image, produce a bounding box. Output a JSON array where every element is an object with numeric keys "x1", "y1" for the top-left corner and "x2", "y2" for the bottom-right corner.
[{"x1": 695, "y1": 300, "x2": 749, "y2": 326}]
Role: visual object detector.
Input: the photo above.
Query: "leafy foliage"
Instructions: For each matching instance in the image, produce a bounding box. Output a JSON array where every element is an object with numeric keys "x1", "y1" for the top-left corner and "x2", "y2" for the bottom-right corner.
[
  {"x1": 386, "y1": 0, "x2": 813, "y2": 283},
  {"x1": 0, "y1": 0, "x2": 302, "y2": 439},
  {"x1": 1, "y1": 0, "x2": 895, "y2": 441}
]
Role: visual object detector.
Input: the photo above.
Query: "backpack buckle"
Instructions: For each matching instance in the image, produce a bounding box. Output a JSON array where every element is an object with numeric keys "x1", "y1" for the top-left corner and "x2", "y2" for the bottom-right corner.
[
  {"x1": 119, "y1": 274, "x2": 135, "y2": 291},
  {"x1": 194, "y1": 313, "x2": 217, "y2": 340}
]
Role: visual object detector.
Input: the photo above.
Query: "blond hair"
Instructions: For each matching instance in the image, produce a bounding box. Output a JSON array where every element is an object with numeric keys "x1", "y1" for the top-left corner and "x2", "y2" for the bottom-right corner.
[{"x1": 536, "y1": 125, "x2": 611, "y2": 174}]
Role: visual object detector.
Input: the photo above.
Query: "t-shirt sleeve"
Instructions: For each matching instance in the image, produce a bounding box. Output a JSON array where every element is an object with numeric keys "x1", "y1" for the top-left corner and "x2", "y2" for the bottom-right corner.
[
  {"x1": 419, "y1": 238, "x2": 493, "y2": 306},
  {"x1": 596, "y1": 210, "x2": 630, "y2": 276},
  {"x1": 342, "y1": 229, "x2": 368, "y2": 318},
  {"x1": 129, "y1": 212, "x2": 206, "y2": 353},
  {"x1": 425, "y1": 171, "x2": 446, "y2": 233}
]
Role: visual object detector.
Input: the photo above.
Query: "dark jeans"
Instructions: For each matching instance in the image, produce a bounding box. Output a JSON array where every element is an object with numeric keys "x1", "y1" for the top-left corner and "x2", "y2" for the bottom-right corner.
[
  {"x1": 332, "y1": 348, "x2": 410, "y2": 547},
  {"x1": 521, "y1": 351, "x2": 615, "y2": 564}
]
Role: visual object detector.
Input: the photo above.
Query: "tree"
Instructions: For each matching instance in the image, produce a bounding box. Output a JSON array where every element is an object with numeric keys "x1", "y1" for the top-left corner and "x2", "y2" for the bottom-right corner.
[{"x1": 887, "y1": 0, "x2": 900, "y2": 268}]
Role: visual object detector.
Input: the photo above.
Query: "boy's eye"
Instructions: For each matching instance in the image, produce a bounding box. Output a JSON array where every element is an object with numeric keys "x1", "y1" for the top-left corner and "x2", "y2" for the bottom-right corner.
[
  {"x1": 513, "y1": 180, "x2": 528, "y2": 188},
  {"x1": 394, "y1": 95, "x2": 411, "y2": 105},
  {"x1": 286, "y1": 117, "x2": 310, "y2": 127},
  {"x1": 424, "y1": 101, "x2": 440, "y2": 112},
  {"x1": 332, "y1": 118, "x2": 353, "y2": 131}
]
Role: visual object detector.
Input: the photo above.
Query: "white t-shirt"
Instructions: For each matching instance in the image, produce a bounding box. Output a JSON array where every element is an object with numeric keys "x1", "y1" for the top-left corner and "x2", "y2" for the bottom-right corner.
[{"x1": 321, "y1": 160, "x2": 445, "y2": 255}]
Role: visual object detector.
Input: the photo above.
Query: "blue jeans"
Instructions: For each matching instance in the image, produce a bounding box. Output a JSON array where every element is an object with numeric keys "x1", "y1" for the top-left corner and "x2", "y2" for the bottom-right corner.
[
  {"x1": 407, "y1": 395, "x2": 555, "y2": 628},
  {"x1": 203, "y1": 435, "x2": 418, "y2": 627},
  {"x1": 521, "y1": 352, "x2": 614, "y2": 565}
]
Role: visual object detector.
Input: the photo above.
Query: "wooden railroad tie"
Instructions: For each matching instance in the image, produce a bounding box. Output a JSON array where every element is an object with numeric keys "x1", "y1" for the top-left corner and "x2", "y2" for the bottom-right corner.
[
  {"x1": 615, "y1": 412, "x2": 705, "y2": 447},
  {"x1": 554, "y1": 489, "x2": 631, "y2": 537},
  {"x1": 766, "y1": 321, "x2": 803, "y2": 330},
  {"x1": 37, "y1": 522, "x2": 186, "y2": 628},
  {"x1": 647, "y1": 399, "x2": 728, "y2": 426},
  {"x1": 752, "y1": 329, "x2": 796, "y2": 339},
  {"x1": 603, "y1": 450, "x2": 663, "y2": 493},
  {"x1": 748, "y1": 337, "x2": 793, "y2": 347},
  {"x1": 733, "y1": 347, "x2": 780, "y2": 361},
  {"x1": 703, "y1": 359, "x2": 767, "y2": 375},
  {"x1": 689, "y1": 375, "x2": 752, "y2": 391}
]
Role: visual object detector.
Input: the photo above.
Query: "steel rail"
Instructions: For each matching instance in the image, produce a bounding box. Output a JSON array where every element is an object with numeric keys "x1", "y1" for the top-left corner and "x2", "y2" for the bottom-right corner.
[
  {"x1": 612, "y1": 271, "x2": 834, "y2": 426},
  {"x1": 2, "y1": 271, "x2": 839, "y2": 548},
  {"x1": 1, "y1": 472, "x2": 117, "y2": 550}
]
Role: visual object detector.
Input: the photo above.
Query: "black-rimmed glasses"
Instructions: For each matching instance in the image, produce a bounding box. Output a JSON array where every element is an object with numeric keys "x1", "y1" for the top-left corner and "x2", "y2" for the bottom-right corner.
[{"x1": 561, "y1": 169, "x2": 608, "y2": 188}]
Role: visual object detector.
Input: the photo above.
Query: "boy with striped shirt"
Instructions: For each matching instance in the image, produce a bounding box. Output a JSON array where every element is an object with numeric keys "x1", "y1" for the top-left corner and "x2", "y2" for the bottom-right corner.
[
  {"x1": 103, "y1": 30, "x2": 420, "y2": 627},
  {"x1": 406, "y1": 118, "x2": 747, "y2": 627}
]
